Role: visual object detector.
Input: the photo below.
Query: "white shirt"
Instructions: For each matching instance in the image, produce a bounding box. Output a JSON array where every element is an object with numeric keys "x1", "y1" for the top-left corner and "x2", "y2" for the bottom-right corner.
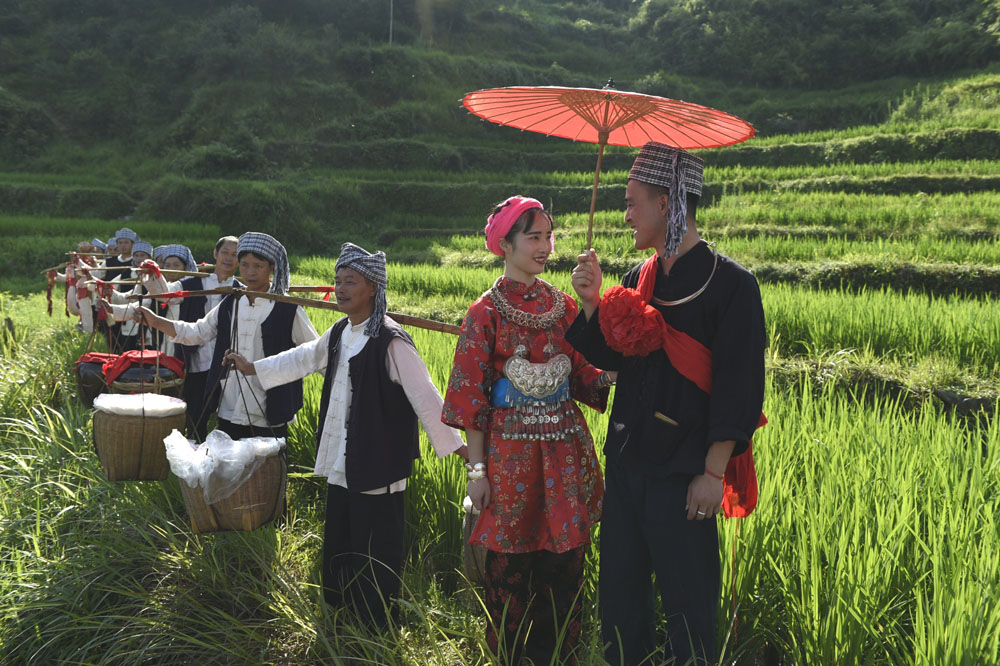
[
  {"x1": 254, "y1": 317, "x2": 464, "y2": 494},
  {"x1": 171, "y1": 295, "x2": 319, "y2": 427},
  {"x1": 149, "y1": 273, "x2": 239, "y2": 373}
]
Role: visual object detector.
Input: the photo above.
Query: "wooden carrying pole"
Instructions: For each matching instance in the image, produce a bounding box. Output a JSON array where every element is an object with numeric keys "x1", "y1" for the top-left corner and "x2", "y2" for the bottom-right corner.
[{"x1": 133, "y1": 286, "x2": 462, "y2": 336}]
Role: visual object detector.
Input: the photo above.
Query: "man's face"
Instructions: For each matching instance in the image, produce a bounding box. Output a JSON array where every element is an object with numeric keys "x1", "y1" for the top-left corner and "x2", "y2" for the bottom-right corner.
[
  {"x1": 214, "y1": 241, "x2": 238, "y2": 275},
  {"x1": 335, "y1": 267, "x2": 376, "y2": 319},
  {"x1": 624, "y1": 179, "x2": 668, "y2": 252},
  {"x1": 238, "y1": 253, "x2": 273, "y2": 292},
  {"x1": 116, "y1": 238, "x2": 134, "y2": 256}
]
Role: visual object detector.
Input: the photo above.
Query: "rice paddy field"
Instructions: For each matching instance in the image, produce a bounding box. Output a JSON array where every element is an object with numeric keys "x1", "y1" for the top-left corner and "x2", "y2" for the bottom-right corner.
[{"x1": 2, "y1": 79, "x2": 999, "y2": 665}]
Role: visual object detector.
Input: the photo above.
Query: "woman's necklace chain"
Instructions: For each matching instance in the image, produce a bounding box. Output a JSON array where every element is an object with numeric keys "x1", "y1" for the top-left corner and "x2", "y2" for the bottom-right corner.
[{"x1": 489, "y1": 277, "x2": 565, "y2": 329}]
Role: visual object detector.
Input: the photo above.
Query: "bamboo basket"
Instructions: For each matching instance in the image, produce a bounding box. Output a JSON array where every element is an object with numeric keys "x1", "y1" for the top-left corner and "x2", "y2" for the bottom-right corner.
[
  {"x1": 462, "y1": 499, "x2": 487, "y2": 587},
  {"x1": 179, "y1": 451, "x2": 286, "y2": 534},
  {"x1": 92, "y1": 409, "x2": 184, "y2": 481}
]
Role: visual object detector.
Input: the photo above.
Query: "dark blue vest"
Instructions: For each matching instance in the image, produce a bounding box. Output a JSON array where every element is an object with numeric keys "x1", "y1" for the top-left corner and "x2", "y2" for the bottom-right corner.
[
  {"x1": 316, "y1": 316, "x2": 420, "y2": 492},
  {"x1": 174, "y1": 275, "x2": 243, "y2": 369},
  {"x1": 205, "y1": 295, "x2": 303, "y2": 426}
]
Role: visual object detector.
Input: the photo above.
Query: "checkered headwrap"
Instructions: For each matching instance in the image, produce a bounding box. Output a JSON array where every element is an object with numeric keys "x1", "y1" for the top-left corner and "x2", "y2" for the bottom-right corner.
[
  {"x1": 114, "y1": 227, "x2": 140, "y2": 243},
  {"x1": 154, "y1": 244, "x2": 197, "y2": 272},
  {"x1": 131, "y1": 241, "x2": 153, "y2": 265},
  {"x1": 237, "y1": 232, "x2": 289, "y2": 295},
  {"x1": 336, "y1": 242, "x2": 388, "y2": 337},
  {"x1": 629, "y1": 142, "x2": 705, "y2": 257},
  {"x1": 91, "y1": 238, "x2": 107, "y2": 251}
]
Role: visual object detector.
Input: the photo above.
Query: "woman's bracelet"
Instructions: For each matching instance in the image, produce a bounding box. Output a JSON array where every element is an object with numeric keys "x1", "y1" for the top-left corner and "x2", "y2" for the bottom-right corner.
[
  {"x1": 466, "y1": 461, "x2": 486, "y2": 482},
  {"x1": 598, "y1": 372, "x2": 614, "y2": 388},
  {"x1": 704, "y1": 468, "x2": 725, "y2": 481}
]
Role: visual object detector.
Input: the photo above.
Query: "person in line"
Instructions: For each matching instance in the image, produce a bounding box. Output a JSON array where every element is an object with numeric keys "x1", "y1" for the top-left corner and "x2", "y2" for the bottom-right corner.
[
  {"x1": 102, "y1": 227, "x2": 138, "y2": 284},
  {"x1": 143, "y1": 238, "x2": 241, "y2": 439},
  {"x1": 442, "y1": 196, "x2": 613, "y2": 665},
  {"x1": 226, "y1": 242, "x2": 466, "y2": 630},
  {"x1": 567, "y1": 141, "x2": 766, "y2": 666},
  {"x1": 133, "y1": 232, "x2": 318, "y2": 439},
  {"x1": 102, "y1": 240, "x2": 154, "y2": 352}
]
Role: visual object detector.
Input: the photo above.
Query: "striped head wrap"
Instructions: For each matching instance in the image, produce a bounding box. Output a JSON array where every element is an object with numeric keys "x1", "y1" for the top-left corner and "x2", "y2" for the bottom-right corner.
[
  {"x1": 114, "y1": 227, "x2": 140, "y2": 243},
  {"x1": 628, "y1": 142, "x2": 705, "y2": 257},
  {"x1": 154, "y1": 244, "x2": 197, "y2": 272},
  {"x1": 237, "y1": 232, "x2": 289, "y2": 295},
  {"x1": 131, "y1": 241, "x2": 153, "y2": 265},
  {"x1": 91, "y1": 238, "x2": 107, "y2": 251},
  {"x1": 336, "y1": 242, "x2": 388, "y2": 338}
]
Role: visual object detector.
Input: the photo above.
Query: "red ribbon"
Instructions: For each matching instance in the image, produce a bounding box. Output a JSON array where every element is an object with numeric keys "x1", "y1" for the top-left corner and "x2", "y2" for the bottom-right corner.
[
  {"x1": 599, "y1": 253, "x2": 766, "y2": 518},
  {"x1": 156, "y1": 290, "x2": 191, "y2": 299},
  {"x1": 139, "y1": 259, "x2": 162, "y2": 281}
]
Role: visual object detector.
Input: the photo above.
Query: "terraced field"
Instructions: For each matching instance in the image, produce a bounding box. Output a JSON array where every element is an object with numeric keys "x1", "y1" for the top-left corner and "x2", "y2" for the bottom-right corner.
[{"x1": 1, "y1": 76, "x2": 999, "y2": 665}]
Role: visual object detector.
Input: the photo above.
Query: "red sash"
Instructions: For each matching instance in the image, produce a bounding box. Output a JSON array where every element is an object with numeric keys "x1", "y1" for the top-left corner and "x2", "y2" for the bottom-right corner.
[{"x1": 611, "y1": 254, "x2": 766, "y2": 517}]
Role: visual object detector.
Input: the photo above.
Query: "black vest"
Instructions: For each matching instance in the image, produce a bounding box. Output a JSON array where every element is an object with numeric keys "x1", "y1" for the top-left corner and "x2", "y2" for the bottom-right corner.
[
  {"x1": 103, "y1": 256, "x2": 132, "y2": 285},
  {"x1": 316, "y1": 316, "x2": 420, "y2": 492},
  {"x1": 174, "y1": 275, "x2": 243, "y2": 368},
  {"x1": 205, "y1": 295, "x2": 303, "y2": 426}
]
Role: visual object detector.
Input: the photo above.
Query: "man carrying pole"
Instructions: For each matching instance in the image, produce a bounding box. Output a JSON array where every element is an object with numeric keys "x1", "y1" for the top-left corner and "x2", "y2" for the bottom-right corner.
[
  {"x1": 134, "y1": 232, "x2": 318, "y2": 439},
  {"x1": 225, "y1": 242, "x2": 465, "y2": 630}
]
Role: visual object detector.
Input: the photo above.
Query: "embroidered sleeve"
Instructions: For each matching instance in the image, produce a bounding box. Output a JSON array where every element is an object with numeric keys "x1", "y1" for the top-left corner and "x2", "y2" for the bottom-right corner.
[
  {"x1": 563, "y1": 295, "x2": 609, "y2": 412},
  {"x1": 442, "y1": 297, "x2": 496, "y2": 432}
]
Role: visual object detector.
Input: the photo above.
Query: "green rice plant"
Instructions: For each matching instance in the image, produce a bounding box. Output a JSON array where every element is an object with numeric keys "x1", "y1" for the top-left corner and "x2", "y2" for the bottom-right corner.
[
  {"x1": 763, "y1": 283, "x2": 1000, "y2": 378},
  {"x1": 722, "y1": 379, "x2": 1000, "y2": 664}
]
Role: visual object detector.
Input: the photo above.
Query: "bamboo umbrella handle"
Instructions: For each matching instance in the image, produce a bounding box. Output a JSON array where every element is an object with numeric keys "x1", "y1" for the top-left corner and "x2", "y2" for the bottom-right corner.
[{"x1": 587, "y1": 132, "x2": 609, "y2": 251}]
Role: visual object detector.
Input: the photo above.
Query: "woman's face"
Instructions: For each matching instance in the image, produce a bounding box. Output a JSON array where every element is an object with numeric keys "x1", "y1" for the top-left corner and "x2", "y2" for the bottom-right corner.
[
  {"x1": 501, "y1": 212, "x2": 553, "y2": 281},
  {"x1": 131, "y1": 251, "x2": 151, "y2": 265},
  {"x1": 163, "y1": 256, "x2": 186, "y2": 271}
]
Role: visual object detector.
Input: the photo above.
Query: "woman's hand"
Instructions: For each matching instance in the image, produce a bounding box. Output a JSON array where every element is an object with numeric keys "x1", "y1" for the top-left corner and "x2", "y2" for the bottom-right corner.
[{"x1": 468, "y1": 477, "x2": 491, "y2": 511}]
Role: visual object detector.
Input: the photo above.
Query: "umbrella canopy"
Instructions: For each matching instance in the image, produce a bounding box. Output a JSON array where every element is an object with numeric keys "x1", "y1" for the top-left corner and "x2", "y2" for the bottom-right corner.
[{"x1": 462, "y1": 82, "x2": 755, "y2": 247}]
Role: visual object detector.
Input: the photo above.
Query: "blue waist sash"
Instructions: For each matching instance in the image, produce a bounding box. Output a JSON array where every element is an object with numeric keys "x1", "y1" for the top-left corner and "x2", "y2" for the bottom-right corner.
[{"x1": 491, "y1": 377, "x2": 571, "y2": 407}]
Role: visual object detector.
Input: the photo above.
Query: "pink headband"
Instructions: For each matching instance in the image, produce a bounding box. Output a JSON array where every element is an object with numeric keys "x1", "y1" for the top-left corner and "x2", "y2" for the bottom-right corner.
[{"x1": 484, "y1": 196, "x2": 548, "y2": 257}]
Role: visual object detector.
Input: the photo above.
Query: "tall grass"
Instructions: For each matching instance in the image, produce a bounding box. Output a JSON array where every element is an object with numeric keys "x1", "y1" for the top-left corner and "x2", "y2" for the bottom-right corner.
[{"x1": 2, "y1": 288, "x2": 998, "y2": 664}]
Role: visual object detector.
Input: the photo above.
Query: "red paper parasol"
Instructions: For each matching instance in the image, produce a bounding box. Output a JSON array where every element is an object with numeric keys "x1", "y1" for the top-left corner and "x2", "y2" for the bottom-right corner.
[{"x1": 462, "y1": 81, "x2": 755, "y2": 247}]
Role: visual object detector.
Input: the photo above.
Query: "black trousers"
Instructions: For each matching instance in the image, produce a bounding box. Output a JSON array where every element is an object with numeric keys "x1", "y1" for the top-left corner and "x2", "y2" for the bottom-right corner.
[
  {"x1": 322, "y1": 484, "x2": 405, "y2": 630},
  {"x1": 216, "y1": 418, "x2": 288, "y2": 440},
  {"x1": 182, "y1": 370, "x2": 212, "y2": 441},
  {"x1": 600, "y1": 458, "x2": 720, "y2": 666}
]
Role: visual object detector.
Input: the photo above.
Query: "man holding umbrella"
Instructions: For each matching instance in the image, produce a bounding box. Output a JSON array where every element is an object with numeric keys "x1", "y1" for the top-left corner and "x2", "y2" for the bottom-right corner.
[{"x1": 567, "y1": 141, "x2": 766, "y2": 665}]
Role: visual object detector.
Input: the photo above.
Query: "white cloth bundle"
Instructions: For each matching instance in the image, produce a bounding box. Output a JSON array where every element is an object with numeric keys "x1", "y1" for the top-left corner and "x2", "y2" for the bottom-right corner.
[
  {"x1": 93, "y1": 393, "x2": 186, "y2": 417},
  {"x1": 163, "y1": 429, "x2": 284, "y2": 504}
]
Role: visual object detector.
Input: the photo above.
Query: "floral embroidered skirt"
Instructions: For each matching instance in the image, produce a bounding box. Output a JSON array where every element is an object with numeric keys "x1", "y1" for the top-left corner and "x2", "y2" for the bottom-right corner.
[{"x1": 470, "y1": 402, "x2": 604, "y2": 553}]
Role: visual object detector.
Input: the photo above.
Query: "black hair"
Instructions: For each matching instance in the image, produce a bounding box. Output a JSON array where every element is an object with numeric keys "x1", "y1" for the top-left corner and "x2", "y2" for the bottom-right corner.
[
  {"x1": 237, "y1": 250, "x2": 274, "y2": 266},
  {"x1": 647, "y1": 184, "x2": 699, "y2": 219},
  {"x1": 490, "y1": 203, "x2": 554, "y2": 247},
  {"x1": 215, "y1": 235, "x2": 239, "y2": 251}
]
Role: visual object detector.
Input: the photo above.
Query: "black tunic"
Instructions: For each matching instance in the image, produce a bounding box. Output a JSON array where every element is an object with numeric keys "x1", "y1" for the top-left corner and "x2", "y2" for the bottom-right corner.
[{"x1": 565, "y1": 240, "x2": 766, "y2": 476}]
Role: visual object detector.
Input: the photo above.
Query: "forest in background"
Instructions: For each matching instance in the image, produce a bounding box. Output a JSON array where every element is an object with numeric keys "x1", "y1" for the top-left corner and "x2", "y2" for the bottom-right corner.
[{"x1": 2, "y1": 0, "x2": 998, "y2": 161}]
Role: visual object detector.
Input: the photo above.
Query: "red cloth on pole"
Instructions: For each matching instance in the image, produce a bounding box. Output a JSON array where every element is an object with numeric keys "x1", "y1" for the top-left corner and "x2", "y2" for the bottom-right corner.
[
  {"x1": 97, "y1": 350, "x2": 186, "y2": 384},
  {"x1": 605, "y1": 253, "x2": 766, "y2": 518}
]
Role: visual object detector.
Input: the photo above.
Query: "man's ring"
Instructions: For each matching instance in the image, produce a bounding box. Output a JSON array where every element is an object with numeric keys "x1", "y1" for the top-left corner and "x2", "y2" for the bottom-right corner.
[{"x1": 697, "y1": 510, "x2": 706, "y2": 516}]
